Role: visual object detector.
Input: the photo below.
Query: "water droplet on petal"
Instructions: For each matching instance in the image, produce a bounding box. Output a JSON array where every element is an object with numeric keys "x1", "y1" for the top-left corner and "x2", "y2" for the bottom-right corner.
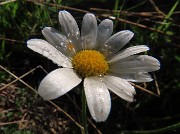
[
  {"x1": 67, "y1": 33, "x2": 70, "y2": 37},
  {"x1": 60, "y1": 42, "x2": 64, "y2": 46}
]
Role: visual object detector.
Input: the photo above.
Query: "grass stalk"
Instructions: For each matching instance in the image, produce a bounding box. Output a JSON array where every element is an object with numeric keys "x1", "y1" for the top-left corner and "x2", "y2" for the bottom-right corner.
[{"x1": 82, "y1": 86, "x2": 88, "y2": 134}]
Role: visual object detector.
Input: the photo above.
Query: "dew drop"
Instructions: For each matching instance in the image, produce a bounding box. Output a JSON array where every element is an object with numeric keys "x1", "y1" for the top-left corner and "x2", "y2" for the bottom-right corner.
[
  {"x1": 76, "y1": 31, "x2": 80, "y2": 35},
  {"x1": 67, "y1": 33, "x2": 70, "y2": 37},
  {"x1": 60, "y1": 42, "x2": 63, "y2": 46},
  {"x1": 42, "y1": 49, "x2": 49, "y2": 57}
]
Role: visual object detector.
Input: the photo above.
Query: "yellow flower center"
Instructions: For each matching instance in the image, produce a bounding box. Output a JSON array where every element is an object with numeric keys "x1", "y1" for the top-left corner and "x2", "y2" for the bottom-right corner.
[{"x1": 72, "y1": 50, "x2": 109, "y2": 77}]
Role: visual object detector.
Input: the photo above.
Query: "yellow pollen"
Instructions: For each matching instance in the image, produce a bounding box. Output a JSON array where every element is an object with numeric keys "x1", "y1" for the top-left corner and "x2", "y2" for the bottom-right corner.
[{"x1": 72, "y1": 50, "x2": 109, "y2": 77}]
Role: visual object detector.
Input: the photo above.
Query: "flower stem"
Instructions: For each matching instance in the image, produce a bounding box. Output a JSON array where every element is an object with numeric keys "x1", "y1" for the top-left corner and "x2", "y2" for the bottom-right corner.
[{"x1": 82, "y1": 88, "x2": 88, "y2": 134}]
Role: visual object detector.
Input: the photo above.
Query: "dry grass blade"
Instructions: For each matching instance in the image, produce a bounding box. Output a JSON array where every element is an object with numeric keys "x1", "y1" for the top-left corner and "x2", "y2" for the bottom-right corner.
[
  {"x1": 129, "y1": 82, "x2": 159, "y2": 97},
  {"x1": 66, "y1": 94, "x2": 102, "y2": 134},
  {"x1": 90, "y1": 8, "x2": 165, "y2": 19},
  {"x1": 0, "y1": 65, "x2": 83, "y2": 131},
  {"x1": 0, "y1": 36, "x2": 25, "y2": 44},
  {"x1": 48, "y1": 101, "x2": 84, "y2": 131},
  {"x1": 0, "y1": 120, "x2": 28, "y2": 126},
  {"x1": 0, "y1": 0, "x2": 16, "y2": 5},
  {"x1": 27, "y1": 0, "x2": 179, "y2": 39},
  {"x1": 100, "y1": 14, "x2": 179, "y2": 39},
  {"x1": 27, "y1": 0, "x2": 88, "y2": 13},
  {"x1": 0, "y1": 65, "x2": 102, "y2": 133},
  {"x1": 153, "y1": 73, "x2": 160, "y2": 96},
  {"x1": 18, "y1": 113, "x2": 28, "y2": 129},
  {"x1": 0, "y1": 66, "x2": 43, "y2": 91},
  {"x1": 148, "y1": 0, "x2": 166, "y2": 16}
]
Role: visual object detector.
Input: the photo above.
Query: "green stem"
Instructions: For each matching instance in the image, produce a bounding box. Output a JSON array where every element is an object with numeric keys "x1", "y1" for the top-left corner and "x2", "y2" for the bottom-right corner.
[{"x1": 82, "y1": 88, "x2": 88, "y2": 134}]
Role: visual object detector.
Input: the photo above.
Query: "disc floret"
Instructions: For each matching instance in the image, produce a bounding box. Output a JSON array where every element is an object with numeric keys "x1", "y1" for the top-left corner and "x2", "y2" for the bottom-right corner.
[{"x1": 72, "y1": 50, "x2": 109, "y2": 77}]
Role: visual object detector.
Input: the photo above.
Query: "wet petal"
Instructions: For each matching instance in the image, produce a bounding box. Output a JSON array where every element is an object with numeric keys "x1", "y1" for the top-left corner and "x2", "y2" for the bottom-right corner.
[
  {"x1": 81, "y1": 13, "x2": 97, "y2": 50},
  {"x1": 27, "y1": 39, "x2": 72, "y2": 68},
  {"x1": 109, "y1": 72, "x2": 153, "y2": 82},
  {"x1": 110, "y1": 55, "x2": 160, "y2": 73},
  {"x1": 42, "y1": 27, "x2": 76, "y2": 57},
  {"x1": 100, "y1": 30, "x2": 134, "y2": 58},
  {"x1": 59, "y1": 11, "x2": 81, "y2": 51},
  {"x1": 109, "y1": 45, "x2": 149, "y2": 63},
  {"x1": 102, "y1": 75, "x2": 135, "y2": 102},
  {"x1": 96, "y1": 19, "x2": 113, "y2": 49},
  {"x1": 84, "y1": 77, "x2": 111, "y2": 122},
  {"x1": 38, "y1": 68, "x2": 82, "y2": 100}
]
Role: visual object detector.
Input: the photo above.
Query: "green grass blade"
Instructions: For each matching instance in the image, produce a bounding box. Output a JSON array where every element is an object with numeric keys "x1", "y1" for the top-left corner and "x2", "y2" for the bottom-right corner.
[{"x1": 157, "y1": 0, "x2": 179, "y2": 31}]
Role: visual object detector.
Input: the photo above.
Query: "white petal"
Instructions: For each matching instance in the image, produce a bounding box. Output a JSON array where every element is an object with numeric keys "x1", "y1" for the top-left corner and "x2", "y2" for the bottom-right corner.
[
  {"x1": 38, "y1": 68, "x2": 82, "y2": 100},
  {"x1": 102, "y1": 75, "x2": 135, "y2": 102},
  {"x1": 27, "y1": 39, "x2": 72, "y2": 68},
  {"x1": 84, "y1": 77, "x2": 111, "y2": 122},
  {"x1": 96, "y1": 19, "x2": 113, "y2": 49},
  {"x1": 110, "y1": 55, "x2": 160, "y2": 74},
  {"x1": 110, "y1": 72, "x2": 153, "y2": 82},
  {"x1": 109, "y1": 45, "x2": 149, "y2": 63},
  {"x1": 59, "y1": 11, "x2": 81, "y2": 51},
  {"x1": 119, "y1": 55, "x2": 160, "y2": 66},
  {"x1": 81, "y1": 13, "x2": 97, "y2": 50},
  {"x1": 99, "y1": 30, "x2": 134, "y2": 58},
  {"x1": 42, "y1": 27, "x2": 76, "y2": 57}
]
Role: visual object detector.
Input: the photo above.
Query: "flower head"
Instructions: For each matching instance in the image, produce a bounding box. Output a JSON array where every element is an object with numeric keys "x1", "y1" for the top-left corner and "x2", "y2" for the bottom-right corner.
[{"x1": 27, "y1": 11, "x2": 160, "y2": 122}]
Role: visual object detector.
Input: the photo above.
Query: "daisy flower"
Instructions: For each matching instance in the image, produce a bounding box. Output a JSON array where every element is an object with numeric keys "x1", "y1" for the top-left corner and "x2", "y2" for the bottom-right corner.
[{"x1": 27, "y1": 11, "x2": 160, "y2": 122}]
